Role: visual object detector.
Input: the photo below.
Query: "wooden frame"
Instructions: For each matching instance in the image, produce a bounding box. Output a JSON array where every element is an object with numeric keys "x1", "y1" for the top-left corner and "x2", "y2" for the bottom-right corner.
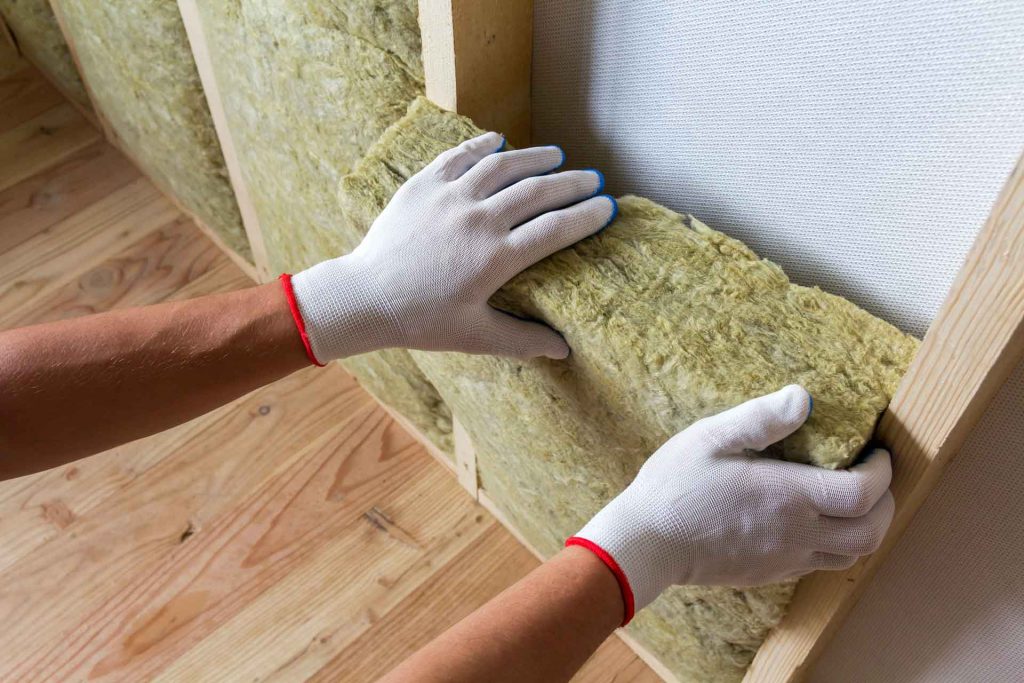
[
  {"x1": 45, "y1": 0, "x2": 261, "y2": 283},
  {"x1": 39, "y1": 0, "x2": 1024, "y2": 679}
]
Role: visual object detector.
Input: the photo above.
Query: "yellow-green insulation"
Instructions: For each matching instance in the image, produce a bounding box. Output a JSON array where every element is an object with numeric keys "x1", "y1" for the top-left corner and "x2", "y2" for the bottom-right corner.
[
  {"x1": 0, "y1": 0, "x2": 88, "y2": 107},
  {"x1": 193, "y1": 0, "x2": 454, "y2": 456},
  {"x1": 339, "y1": 97, "x2": 919, "y2": 683},
  {"x1": 51, "y1": 0, "x2": 250, "y2": 261}
]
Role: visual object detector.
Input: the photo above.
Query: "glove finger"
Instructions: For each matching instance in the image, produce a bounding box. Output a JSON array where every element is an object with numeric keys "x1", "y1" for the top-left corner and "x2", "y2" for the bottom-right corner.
[
  {"x1": 486, "y1": 170, "x2": 604, "y2": 229},
  {"x1": 806, "y1": 448, "x2": 893, "y2": 517},
  {"x1": 430, "y1": 132, "x2": 506, "y2": 181},
  {"x1": 479, "y1": 308, "x2": 570, "y2": 360},
  {"x1": 817, "y1": 489, "x2": 894, "y2": 555},
  {"x1": 505, "y1": 195, "x2": 616, "y2": 272},
  {"x1": 693, "y1": 384, "x2": 812, "y2": 454},
  {"x1": 460, "y1": 146, "x2": 565, "y2": 198},
  {"x1": 809, "y1": 551, "x2": 859, "y2": 572}
]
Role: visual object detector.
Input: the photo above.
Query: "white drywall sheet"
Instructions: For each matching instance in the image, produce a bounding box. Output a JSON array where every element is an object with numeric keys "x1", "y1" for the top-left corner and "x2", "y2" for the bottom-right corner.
[{"x1": 533, "y1": 0, "x2": 1024, "y2": 338}]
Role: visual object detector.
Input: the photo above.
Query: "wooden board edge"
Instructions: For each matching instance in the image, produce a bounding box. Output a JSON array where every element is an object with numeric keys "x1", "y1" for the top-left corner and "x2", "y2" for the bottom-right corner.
[
  {"x1": 453, "y1": 418, "x2": 478, "y2": 498},
  {"x1": 46, "y1": 1, "x2": 115, "y2": 141},
  {"x1": 614, "y1": 631, "x2": 684, "y2": 683},
  {"x1": 744, "y1": 151, "x2": 1024, "y2": 682},
  {"x1": 176, "y1": 0, "x2": 272, "y2": 283},
  {"x1": 419, "y1": 0, "x2": 533, "y2": 146}
]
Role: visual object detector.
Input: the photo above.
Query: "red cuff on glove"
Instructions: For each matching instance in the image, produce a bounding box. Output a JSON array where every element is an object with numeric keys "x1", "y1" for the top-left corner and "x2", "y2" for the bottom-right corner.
[
  {"x1": 566, "y1": 536, "x2": 635, "y2": 626},
  {"x1": 279, "y1": 273, "x2": 325, "y2": 367}
]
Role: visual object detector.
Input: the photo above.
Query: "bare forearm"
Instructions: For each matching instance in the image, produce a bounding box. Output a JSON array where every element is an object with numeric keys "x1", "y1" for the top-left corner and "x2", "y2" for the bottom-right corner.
[
  {"x1": 0, "y1": 282, "x2": 308, "y2": 478},
  {"x1": 382, "y1": 546, "x2": 623, "y2": 683}
]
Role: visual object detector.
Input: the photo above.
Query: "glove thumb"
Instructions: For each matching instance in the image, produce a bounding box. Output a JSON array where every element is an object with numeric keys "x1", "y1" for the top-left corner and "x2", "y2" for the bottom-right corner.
[
  {"x1": 695, "y1": 384, "x2": 812, "y2": 453},
  {"x1": 481, "y1": 308, "x2": 570, "y2": 360}
]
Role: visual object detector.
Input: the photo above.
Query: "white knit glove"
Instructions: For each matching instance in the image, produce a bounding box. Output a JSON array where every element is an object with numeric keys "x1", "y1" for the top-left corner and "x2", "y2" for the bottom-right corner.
[
  {"x1": 568, "y1": 385, "x2": 895, "y2": 624},
  {"x1": 283, "y1": 132, "x2": 616, "y2": 364}
]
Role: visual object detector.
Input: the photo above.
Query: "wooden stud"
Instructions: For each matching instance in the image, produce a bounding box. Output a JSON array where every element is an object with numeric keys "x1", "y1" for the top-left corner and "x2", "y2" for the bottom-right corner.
[
  {"x1": 419, "y1": 0, "x2": 533, "y2": 147},
  {"x1": 177, "y1": 0, "x2": 271, "y2": 282},
  {"x1": 744, "y1": 152, "x2": 1024, "y2": 682},
  {"x1": 453, "y1": 418, "x2": 478, "y2": 498}
]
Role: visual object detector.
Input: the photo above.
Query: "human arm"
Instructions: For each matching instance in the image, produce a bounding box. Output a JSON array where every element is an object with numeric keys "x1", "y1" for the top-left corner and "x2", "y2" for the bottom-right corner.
[
  {"x1": 0, "y1": 282, "x2": 308, "y2": 479},
  {"x1": 380, "y1": 545, "x2": 622, "y2": 683},
  {"x1": 384, "y1": 386, "x2": 895, "y2": 682},
  {"x1": 0, "y1": 132, "x2": 615, "y2": 478}
]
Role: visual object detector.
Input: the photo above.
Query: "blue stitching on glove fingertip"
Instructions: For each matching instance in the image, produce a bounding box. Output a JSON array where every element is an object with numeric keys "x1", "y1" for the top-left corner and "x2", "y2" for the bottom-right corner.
[
  {"x1": 599, "y1": 194, "x2": 618, "y2": 231},
  {"x1": 583, "y1": 168, "x2": 605, "y2": 195}
]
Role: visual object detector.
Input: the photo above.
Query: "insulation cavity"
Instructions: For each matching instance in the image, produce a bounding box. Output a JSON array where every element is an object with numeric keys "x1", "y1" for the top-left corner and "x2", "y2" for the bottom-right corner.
[
  {"x1": 0, "y1": 0, "x2": 89, "y2": 107},
  {"x1": 194, "y1": 1, "x2": 452, "y2": 456},
  {"x1": 52, "y1": 0, "x2": 250, "y2": 260},
  {"x1": 339, "y1": 97, "x2": 920, "y2": 683}
]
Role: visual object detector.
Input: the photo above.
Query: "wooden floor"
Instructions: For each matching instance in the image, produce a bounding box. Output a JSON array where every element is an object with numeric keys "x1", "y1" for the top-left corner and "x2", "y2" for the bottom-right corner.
[{"x1": 0, "y1": 49, "x2": 657, "y2": 681}]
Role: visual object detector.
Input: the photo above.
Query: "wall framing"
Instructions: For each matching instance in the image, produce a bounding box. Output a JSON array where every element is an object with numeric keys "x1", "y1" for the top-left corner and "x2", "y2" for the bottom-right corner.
[
  {"x1": 177, "y1": 0, "x2": 271, "y2": 283},
  {"x1": 46, "y1": 0, "x2": 261, "y2": 283},
  {"x1": 40, "y1": 0, "x2": 1024, "y2": 680}
]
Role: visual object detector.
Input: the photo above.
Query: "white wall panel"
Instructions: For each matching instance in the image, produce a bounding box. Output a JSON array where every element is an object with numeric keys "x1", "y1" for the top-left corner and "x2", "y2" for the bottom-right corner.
[{"x1": 533, "y1": 0, "x2": 1024, "y2": 337}]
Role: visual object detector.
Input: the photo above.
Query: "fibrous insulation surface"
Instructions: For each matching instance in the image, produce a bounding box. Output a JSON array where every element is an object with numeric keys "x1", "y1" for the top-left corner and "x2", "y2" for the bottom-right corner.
[
  {"x1": 53, "y1": 0, "x2": 249, "y2": 260},
  {"x1": 0, "y1": 0, "x2": 88, "y2": 107},
  {"x1": 195, "y1": 1, "x2": 453, "y2": 455},
  {"x1": 339, "y1": 97, "x2": 920, "y2": 683}
]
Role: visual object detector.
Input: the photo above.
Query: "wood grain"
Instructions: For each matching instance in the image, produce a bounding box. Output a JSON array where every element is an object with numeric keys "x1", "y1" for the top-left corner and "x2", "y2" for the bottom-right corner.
[
  {"x1": 0, "y1": 141, "x2": 138, "y2": 255},
  {"x1": 420, "y1": 0, "x2": 533, "y2": 146},
  {"x1": 0, "y1": 102, "x2": 99, "y2": 191},
  {"x1": 0, "y1": 64, "x2": 63, "y2": 130},
  {"x1": 3, "y1": 215, "x2": 222, "y2": 328},
  {"x1": 0, "y1": 179, "x2": 180, "y2": 327},
  {"x1": 744, "y1": 153, "x2": 1024, "y2": 681}
]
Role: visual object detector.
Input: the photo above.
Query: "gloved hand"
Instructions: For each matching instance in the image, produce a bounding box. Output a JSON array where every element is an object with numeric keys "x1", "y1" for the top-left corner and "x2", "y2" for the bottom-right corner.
[
  {"x1": 567, "y1": 385, "x2": 895, "y2": 625},
  {"x1": 282, "y1": 132, "x2": 616, "y2": 364}
]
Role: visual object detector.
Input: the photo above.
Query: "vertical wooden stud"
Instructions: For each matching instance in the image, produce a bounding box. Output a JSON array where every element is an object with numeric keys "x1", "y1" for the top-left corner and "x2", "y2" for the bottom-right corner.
[{"x1": 419, "y1": 0, "x2": 533, "y2": 146}]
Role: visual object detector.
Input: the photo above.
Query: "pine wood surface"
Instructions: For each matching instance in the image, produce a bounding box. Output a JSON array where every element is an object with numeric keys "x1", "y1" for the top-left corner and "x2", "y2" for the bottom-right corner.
[{"x1": 0, "y1": 62, "x2": 656, "y2": 682}]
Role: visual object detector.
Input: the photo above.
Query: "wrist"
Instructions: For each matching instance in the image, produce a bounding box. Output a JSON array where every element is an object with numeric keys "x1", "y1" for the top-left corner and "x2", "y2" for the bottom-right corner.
[
  {"x1": 558, "y1": 545, "x2": 626, "y2": 632},
  {"x1": 287, "y1": 254, "x2": 404, "y2": 362},
  {"x1": 569, "y1": 487, "x2": 694, "y2": 622},
  {"x1": 564, "y1": 537, "x2": 635, "y2": 625}
]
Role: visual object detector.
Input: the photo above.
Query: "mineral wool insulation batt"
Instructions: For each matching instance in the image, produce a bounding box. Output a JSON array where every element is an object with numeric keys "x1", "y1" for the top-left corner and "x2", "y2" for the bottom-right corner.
[
  {"x1": 339, "y1": 97, "x2": 917, "y2": 683},
  {"x1": 195, "y1": 1, "x2": 456, "y2": 456}
]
